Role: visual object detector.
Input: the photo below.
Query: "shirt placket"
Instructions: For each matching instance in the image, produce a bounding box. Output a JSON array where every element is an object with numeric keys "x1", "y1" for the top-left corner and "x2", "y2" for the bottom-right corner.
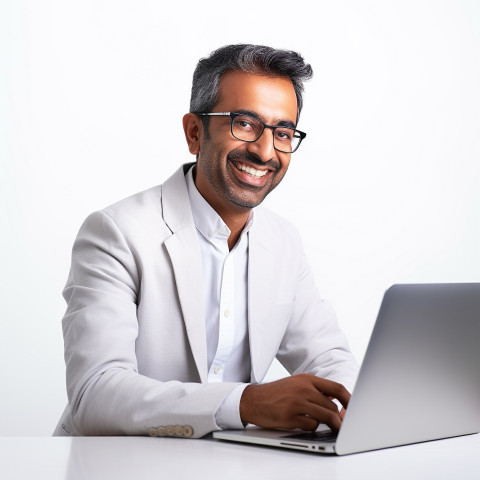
[{"x1": 208, "y1": 250, "x2": 235, "y2": 382}]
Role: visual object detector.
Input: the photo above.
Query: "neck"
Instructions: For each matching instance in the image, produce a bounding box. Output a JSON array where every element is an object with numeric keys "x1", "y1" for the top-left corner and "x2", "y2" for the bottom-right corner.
[
  {"x1": 192, "y1": 165, "x2": 251, "y2": 250},
  {"x1": 218, "y1": 207, "x2": 250, "y2": 251}
]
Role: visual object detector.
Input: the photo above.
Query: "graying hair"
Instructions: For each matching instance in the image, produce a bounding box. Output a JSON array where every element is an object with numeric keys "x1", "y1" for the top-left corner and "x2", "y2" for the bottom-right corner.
[{"x1": 189, "y1": 44, "x2": 313, "y2": 122}]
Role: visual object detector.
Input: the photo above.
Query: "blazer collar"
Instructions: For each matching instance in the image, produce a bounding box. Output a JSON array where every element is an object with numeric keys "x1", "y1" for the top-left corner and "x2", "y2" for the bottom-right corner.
[
  {"x1": 161, "y1": 162, "x2": 196, "y2": 234},
  {"x1": 247, "y1": 211, "x2": 281, "y2": 383},
  {"x1": 162, "y1": 163, "x2": 208, "y2": 383}
]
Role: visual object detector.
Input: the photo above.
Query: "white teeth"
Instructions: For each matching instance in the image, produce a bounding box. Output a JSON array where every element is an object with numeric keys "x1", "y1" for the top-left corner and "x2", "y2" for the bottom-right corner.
[{"x1": 236, "y1": 163, "x2": 268, "y2": 178}]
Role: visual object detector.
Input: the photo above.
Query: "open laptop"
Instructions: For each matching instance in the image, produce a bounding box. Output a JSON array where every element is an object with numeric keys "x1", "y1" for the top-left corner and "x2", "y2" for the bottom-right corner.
[{"x1": 213, "y1": 283, "x2": 480, "y2": 455}]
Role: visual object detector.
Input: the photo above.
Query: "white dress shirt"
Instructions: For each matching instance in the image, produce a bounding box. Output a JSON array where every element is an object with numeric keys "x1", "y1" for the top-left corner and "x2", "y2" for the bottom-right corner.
[{"x1": 186, "y1": 166, "x2": 252, "y2": 428}]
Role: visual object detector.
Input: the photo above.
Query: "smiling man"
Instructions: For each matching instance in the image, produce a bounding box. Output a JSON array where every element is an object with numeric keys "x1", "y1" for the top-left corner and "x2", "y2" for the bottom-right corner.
[
  {"x1": 185, "y1": 71, "x2": 297, "y2": 250},
  {"x1": 54, "y1": 44, "x2": 358, "y2": 438}
]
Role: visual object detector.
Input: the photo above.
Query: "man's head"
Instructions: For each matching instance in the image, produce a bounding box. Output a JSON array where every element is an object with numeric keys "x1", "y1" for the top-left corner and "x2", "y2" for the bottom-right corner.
[
  {"x1": 183, "y1": 44, "x2": 313, "y2": 217},
  {"x1": 189, "y1": 44, "x2": 313, "y2": 123}
]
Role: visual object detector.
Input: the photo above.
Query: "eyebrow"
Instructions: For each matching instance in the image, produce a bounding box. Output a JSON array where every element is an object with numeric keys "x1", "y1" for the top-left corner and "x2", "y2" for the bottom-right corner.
[{"x1": 234, "y1": 109, "x2": 297, "y2": 129}]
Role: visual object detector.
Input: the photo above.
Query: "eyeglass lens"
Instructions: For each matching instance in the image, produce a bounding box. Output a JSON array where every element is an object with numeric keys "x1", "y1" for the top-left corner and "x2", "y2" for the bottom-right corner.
[{"x1": 231, "y1": 115, "x2": 301, "y2": 153}]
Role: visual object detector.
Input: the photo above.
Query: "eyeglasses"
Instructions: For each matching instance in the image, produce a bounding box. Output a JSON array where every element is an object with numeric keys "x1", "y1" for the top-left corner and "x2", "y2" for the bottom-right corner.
[{"x1": 196, "y1": 112, "x2": 306, "y2": 153}]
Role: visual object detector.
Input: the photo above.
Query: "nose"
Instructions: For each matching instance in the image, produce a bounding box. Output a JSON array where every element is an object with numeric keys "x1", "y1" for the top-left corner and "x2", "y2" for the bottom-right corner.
[{"x1": 246, "y1": 127, "x2": 277, "y2": 162}]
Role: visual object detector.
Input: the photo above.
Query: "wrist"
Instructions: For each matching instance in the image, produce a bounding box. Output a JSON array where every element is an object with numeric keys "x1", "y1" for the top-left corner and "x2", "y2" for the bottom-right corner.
[{"x1": 239, "y1": 384, "x2": 257, "y2": 425}]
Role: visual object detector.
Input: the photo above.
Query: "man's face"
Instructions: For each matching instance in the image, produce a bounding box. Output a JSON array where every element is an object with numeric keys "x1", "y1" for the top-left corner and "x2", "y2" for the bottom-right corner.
[{"x1": 194, "y1": 70, "x2": 298, "y2": 214}]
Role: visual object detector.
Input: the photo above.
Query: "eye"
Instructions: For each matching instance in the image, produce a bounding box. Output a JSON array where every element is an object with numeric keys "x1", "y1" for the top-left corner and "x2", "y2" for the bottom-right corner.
[
  {"x1": 275, "y1": 129, "x2": 293, "y2": 141},
  {"x1": 237, "y1": 120, "x2": 253, "y2": 129},
  {"x1": 234, "y1": 117, "x2": 256, "y2": 132}
]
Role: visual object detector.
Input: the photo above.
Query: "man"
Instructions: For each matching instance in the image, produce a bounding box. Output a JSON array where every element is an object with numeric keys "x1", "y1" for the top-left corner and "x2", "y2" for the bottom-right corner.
[{"x1": 54, "y1": 44, "x2": 358, "y2": 438}]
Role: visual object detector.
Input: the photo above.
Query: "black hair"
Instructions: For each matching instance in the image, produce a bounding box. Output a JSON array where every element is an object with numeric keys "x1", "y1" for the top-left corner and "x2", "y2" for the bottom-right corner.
[{"x1": 189, "y1": 44, "x2": 313, "y2": 122}]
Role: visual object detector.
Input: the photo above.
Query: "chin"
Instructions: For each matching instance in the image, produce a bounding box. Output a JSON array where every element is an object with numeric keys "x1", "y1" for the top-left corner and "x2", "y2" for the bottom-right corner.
[{"x1": 229, "y1": 193, "x2": 267, "y2": 210}]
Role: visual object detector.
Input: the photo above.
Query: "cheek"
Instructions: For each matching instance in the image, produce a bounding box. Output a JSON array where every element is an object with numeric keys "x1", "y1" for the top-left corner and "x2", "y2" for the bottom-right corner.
[
  {"x1": 199, "y1": 137, "x2": 229, "y2": 160},
  {"x1": 279, "y1": 155, "x2": 291, "y2": 172}
]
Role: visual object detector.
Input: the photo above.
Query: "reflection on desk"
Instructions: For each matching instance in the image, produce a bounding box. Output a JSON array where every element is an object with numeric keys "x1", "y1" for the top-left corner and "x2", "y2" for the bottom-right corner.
[{"x1": 0, "y1": 434, "x2": 479, "y2": 480}]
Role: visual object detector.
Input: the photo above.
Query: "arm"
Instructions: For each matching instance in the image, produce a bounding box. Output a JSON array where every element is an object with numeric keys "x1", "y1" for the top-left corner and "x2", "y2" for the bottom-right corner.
[
  {"x1": 241, "y1": 226, "x2": 358, "y2": 431},
  {"x1": 62, "y1": 211, "x2": 241, "y2": 437}
]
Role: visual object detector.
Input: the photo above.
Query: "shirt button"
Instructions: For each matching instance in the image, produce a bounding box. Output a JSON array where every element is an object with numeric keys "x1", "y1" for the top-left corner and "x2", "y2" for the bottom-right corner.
[
  {"x1": 214, "y1": 366, "x2": 222, "y2": 374},
  {"x1": 224, "y1": 309, "x2": 230, "y2": 317}
]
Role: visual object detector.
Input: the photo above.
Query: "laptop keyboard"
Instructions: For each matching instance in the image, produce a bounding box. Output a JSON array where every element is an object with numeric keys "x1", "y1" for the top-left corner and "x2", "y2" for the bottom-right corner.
[{"x1": 284, "y1": 430, "x2": 338, "y2": 443}]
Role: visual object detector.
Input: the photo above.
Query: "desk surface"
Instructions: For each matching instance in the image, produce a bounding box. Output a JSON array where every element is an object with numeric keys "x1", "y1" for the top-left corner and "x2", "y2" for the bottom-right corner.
[{"x1": 1, "y1": 434, "x2": 479, "y2": 480}]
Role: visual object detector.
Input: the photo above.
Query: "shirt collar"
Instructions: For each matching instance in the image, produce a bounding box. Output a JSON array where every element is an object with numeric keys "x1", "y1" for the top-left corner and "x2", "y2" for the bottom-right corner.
[{"x1": 185, "y1": 165, "x2": 254, "y2": 245}]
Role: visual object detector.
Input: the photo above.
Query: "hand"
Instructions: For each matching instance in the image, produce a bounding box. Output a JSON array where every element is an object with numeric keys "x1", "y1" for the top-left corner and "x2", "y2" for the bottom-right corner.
[{"x1": 239, "y1": 374, "x2": 351, "y2": 432}]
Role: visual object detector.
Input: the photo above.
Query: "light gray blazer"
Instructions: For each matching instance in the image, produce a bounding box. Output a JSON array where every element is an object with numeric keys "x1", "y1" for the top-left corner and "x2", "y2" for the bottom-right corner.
[{"x1": 54, "y1": 163, "x2": 357, "y2": 438}]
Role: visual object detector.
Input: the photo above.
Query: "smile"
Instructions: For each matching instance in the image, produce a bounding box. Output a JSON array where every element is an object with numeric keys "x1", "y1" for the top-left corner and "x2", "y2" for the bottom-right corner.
[{"x1": 233, "y1": 162, "x2": 269, "y2": 178}]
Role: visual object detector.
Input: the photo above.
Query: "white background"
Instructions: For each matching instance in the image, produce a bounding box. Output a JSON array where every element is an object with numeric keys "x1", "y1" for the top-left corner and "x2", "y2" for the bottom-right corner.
[{"x1": 1, "y1": 0, "x2": 478, "y2": 436}]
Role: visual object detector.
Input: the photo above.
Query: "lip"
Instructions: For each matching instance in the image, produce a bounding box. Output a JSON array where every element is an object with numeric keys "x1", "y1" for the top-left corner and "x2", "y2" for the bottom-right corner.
[{"x1": 229, "y1": 160, "x2": 273, "y2": 187}]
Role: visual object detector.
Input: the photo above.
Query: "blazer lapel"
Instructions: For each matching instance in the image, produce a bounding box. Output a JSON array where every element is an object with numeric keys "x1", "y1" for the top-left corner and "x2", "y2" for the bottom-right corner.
[
  {"x1": 162, "y1": 164, "x2": 208, "y2": 383},
  {"x1": 248, "y1": 225, "x2": 281, "y2": 383}
]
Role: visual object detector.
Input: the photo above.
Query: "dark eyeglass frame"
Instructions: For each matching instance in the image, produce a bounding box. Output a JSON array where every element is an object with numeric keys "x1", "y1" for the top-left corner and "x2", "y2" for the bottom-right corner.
[{"x1": 196, "y1": 112, "x2": 307, "y2": 153}]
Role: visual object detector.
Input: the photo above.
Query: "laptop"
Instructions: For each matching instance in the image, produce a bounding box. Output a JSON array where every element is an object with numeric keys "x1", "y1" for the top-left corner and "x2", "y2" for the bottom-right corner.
[{"x1": 213, "y1": 283, "x2": 480, "y2": 455}]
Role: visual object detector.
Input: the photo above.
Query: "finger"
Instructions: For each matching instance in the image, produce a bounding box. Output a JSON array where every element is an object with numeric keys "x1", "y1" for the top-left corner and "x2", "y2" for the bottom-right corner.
[
  {"x1": 294, "y1": 414, "x2": 320, "y2": 432},
  {"x1": 303, "y1": 389, "x2": 340, "y2": 414},
  {"x1": 301, "y1": 403, "x2": 342, "y2": 431},
  {"x1": 324, "y1": 413, "x2": 342, "y2": 432},
  {"x1": 312, "y1": 378, "x2": 351, "y2": 410}
]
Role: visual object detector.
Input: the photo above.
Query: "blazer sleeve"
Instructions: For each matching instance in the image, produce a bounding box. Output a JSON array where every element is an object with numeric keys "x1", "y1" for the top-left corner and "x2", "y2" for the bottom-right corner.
[
  {"x1": 275, "y1": 239, "x2": 359, "y2": 394},
  {"x1": 62, "y1": 211, "x2": 241, "y2": 438}
]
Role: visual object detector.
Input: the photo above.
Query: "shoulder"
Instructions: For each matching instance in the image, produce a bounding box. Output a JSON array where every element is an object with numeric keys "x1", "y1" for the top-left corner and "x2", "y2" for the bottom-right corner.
[
  {"x1": 81, "y1": 164, "x2": 192, "y2": 240},
  {"x1": 253, "y1": 206, "x2": 302, "y2": 247},
  {"x1": 102, "y1": 184, "x2": 164, "y2": 226},
  {"x1": 75, "y1": 185, "x2": 169, "y2": 251}
]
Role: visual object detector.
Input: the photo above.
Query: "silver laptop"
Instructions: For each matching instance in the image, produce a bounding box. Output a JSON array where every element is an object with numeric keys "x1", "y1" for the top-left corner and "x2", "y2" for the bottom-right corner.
[{"x1": 213, "y1": 283, "x2": 480, "y2": 455}]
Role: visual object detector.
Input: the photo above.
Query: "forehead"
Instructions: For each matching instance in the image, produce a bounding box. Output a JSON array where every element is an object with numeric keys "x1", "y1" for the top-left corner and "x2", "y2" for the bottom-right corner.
[{"x1": 214, "y1": 70, "x2": 298, "y2": 124}]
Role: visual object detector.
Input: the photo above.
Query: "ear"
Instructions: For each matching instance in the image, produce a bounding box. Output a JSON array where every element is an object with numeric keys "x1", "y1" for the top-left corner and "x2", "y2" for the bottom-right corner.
[{"x1": 182, "y1": 113, "x2": 203, "y2": 155}]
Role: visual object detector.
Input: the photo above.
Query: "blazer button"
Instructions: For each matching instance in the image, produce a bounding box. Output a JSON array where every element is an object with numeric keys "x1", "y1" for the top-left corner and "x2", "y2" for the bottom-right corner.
[
  {"x1": 148, "y1": 427, "x2": 158, "y2": 437},
  {"x1": 166, "y1": 425, "x2": 175, "y2": 436},
  {"x1": 184, "y1": 425, "x2": 193, "y2": 438},
  {"x1": 174, "y1": 425, "x2": 184, "y2": 437}
]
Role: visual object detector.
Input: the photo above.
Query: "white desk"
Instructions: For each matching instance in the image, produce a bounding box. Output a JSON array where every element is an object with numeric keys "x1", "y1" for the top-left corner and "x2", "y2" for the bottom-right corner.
[{"x1": 1, "y1": 434, "x2": 479, "y2": 480}]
